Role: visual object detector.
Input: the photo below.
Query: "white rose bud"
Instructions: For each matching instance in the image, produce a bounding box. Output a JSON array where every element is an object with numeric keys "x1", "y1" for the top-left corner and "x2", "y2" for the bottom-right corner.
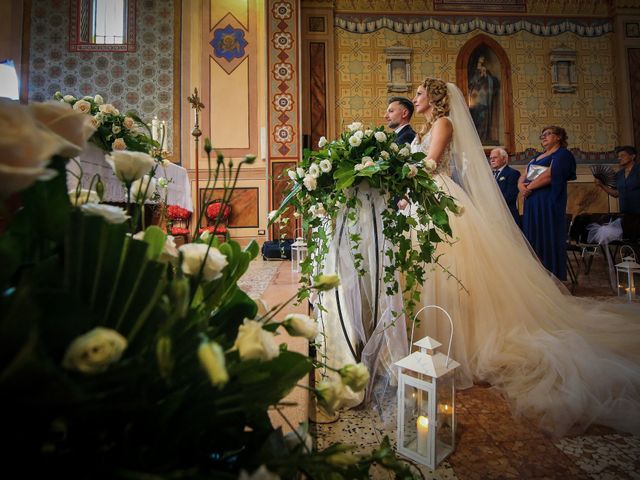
[
  {"x1": 302, "y1": 175, "x2": 317, "y2": 191},
  {"x1": 347, "y1": 121, "x2": 363, "y2": 132},
  {"x1": 316, "y1": 378, "x2": 346, "y2": 416},
  {"x1": 406, "y1": 164, "x2": 418, "y2": 179},
  {"x1": 455, "y1": 203, "x2": 465, "y2": 216},
  {"x1": 339, "y1": 363, "x2": 370, "y2": 392},
  {"x1": 73, "y1": 99, "x2": 92, "y2": 114},
  {"x1": 105, "y1": 150, "x2": 155, "y2": 184},
  {"x1": 319, "y1": 159, "x2": 332, "y2": 173},
  {"x1": 94, "y1": 94, "x2": 104, "y2": 105},
  {"x1": 123, "y1": 116, "x2": 135, "y2": 130},
  {"x1": 157, "y1": 177, "x2": 169, "y2": 188},
  {"x1": 80, "y1": 203, "x2": 129, "y2": 224},
  {"x1": 348, "y1": 135, "x2": 362, "y2": 147},
  {"x1": 233, "y1": 319, "x2": 280, "y2": 361},
  {"x1": 160, "y1": 235, "x2": 179, "y2": 264},
  {"x1": 296, "y1": 167, "x2": 305, "y2": 177},
  {"x1": 353, "y1": 130, "x2": 364, "y2": 140},
  {"x1": 364, "y1": 129, "x2": 373, "y2": 136},
  {"x1": 399, "y1": 146, "x2": 410, "y2": 157},
  {"x1": 374, "y1": 131, "x2": 387, "y2": 142},
  {"x1": 313, "y1": 274, "x2": 340, "y2": 291},
  {"x1": 424, "y1": 158, "x2": 438, "y2": 172},
  {"x1": 283, "y1": 313, "x2": 318, "y2": 340},
  {"x1": 389, "y1": 142, "x2": 399, "y2": 152},
  {"x1": 62, "y1": 327, "x2": 127, "y2": 374},
  {"x1": 308, "y1": 163, "x2": 320, "y2": 179},
  {"x1": 63, "y1": 94, "x2": 76, "y2": 103},
  {"x1": 379, "y1": 150, "x2": 390, "y2": 160},
  {"x1": 354, "y1": 164, "x2": 365, "y2": 172},
  {"x1": 130, "y1": 174, "x2": 157, "y2": 202},
  {"x1": 287, "y1": 169, "x2": 297, "y2": 181},
  {"x1": 178, "y1": 243, "x2": 228, "y2": 281},
  {"x1": 198, "y1": 341, "x2": 229, "y2": 388},
  {"x1": 68, "y1": 188, "x2": 100, "y2": 205},
  {"x1": 318, "y1": 136, "x2": 327, "y2": 148}
]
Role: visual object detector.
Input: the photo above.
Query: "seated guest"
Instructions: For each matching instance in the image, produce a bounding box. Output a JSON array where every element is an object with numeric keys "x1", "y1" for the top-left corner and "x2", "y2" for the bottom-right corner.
[
  {"x1": 490, "y1": 147, "x2": 521, "y2": 225},
  {"x1": 384, "y1": 96, "x2": 416, "y2": 146},
  {"x1": 595, "y1": 145, "x2": 640, "y2": 214}
]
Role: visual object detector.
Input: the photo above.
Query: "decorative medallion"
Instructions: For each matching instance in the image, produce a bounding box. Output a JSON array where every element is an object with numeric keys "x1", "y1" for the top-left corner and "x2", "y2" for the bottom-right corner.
[
  {"x1": 211, "y1": 25, "x2": 248, "y2": 62},
  {"x1": 210, "y1": 14, "x2": 249, "y2": 75}
]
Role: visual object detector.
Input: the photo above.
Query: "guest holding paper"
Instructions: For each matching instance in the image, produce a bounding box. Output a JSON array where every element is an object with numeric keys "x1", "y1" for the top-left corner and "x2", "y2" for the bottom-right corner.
[{"x1": 520, "y1": 125, "x2": 576, "y2": 280}]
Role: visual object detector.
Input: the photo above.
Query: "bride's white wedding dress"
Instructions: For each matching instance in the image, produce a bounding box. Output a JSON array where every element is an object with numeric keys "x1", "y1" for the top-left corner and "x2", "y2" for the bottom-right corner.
[{"x1": 409, "y1": 84, "x2": 640, "y2": 436}]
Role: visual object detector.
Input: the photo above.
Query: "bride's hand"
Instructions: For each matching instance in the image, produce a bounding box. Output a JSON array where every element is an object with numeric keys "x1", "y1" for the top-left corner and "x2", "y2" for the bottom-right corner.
[{"x1": 397, "y1": 198, "x2": 409, "y2": 210}]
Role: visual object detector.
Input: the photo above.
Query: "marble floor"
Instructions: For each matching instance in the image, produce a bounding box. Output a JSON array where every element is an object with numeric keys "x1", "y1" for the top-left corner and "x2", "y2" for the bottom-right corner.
[{"x1": 244, "y1": 255, "x2": 640, "y2": 479}]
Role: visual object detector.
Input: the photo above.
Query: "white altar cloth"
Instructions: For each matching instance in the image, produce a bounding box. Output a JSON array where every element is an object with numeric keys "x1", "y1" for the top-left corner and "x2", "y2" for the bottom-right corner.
[{"x1": 67, "y1": 145, "x2": 193, "y2": 211}]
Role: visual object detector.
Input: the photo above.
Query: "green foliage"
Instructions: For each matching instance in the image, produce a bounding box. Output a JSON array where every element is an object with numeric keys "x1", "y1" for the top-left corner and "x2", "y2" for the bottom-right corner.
[{"x1": 271, "y1": 124, "x2": 459, "y2": 318}]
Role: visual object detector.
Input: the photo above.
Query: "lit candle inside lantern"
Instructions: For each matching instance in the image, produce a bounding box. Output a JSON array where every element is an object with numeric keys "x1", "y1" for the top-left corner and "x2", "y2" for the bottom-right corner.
[
  {"x1": 417, "y1": 415, "x2": 429, "y2": 456},
  {"x1": 161, "y1": 120, "x2": 167, "y2": 151}
]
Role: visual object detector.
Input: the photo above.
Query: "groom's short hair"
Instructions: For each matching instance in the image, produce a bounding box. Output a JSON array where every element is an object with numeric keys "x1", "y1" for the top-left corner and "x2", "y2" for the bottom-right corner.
[{"x1": 388, "y1": 96, "x2": 414, "y2": 120}]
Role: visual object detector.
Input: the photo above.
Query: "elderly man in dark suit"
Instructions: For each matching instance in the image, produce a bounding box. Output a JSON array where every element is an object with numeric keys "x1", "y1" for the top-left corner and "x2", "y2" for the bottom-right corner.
[
  {"x1": 490, "y1": 147, "x2": 521, "y2": 225},
  {"x1": 384, "y1": 96, "x2": 416, "y2": 146}
]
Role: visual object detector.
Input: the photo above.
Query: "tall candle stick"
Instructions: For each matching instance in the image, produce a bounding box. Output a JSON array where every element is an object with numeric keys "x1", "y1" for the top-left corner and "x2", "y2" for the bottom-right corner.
[
  {"x1": 161, "y1": 120, "x2": 167, "y2": 151},
  {"x1": 152, "y1": 116, "x2": 159, "y2": 142},
  {"x1": 417, "y1": 415, "x2": 429, "y2": 456}
]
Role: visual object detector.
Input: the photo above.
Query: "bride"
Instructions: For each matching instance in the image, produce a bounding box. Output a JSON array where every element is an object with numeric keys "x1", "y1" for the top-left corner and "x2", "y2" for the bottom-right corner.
[{"x1": 407, "y1": 77, "x2": 640, "y2": 436}]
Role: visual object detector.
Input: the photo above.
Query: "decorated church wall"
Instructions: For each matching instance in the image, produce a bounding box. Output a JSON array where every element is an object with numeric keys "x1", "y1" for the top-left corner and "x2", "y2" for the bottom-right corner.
[
  {"x1": 27, "y1": 0, "x2": 176, "y2": 149},
  {"x1": 334, "y1": 26, "x2": 618, "y2": 153}
]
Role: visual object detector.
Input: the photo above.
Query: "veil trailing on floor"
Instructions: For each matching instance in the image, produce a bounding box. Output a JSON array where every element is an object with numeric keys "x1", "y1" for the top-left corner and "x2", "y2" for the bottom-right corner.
[{"x1": 424, "y1": 82, "x2": 640, "y2": 436}]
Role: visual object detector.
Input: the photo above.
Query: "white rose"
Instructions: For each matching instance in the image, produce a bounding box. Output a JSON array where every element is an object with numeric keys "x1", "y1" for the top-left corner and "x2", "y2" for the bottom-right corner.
[
  {"x1": 63, "y1": 94, "x2": 76, "y2": 103},
  {"x1": 99, "y1": 103, "x2": 119, "y2": 115},
  {"x1": 130, "y1": 174, "x2": 157, "y2": 202},
  {"x1": 316, "y1": 378, "x2": 346, "y2": 415},
  {"x1": 353, "y1": 130, "x2": 364, "y2": 140},
  {"x1": 361, "y1": 156, "x2": 373, "y2": 164},
  {"x1": 309, "y1": 202, "x2": 327, "y2": 218},
  {"x1": 160, "y1": 235, "x2": 179, "y2": 264},
  {"x1": 354, "y1": 163, "x2": 365, "y2": 172},
  {"x1": 347, "y1": 121, "x2": 363, "y2": 132},
  {"x1": 348, "y1": 135, "x2": 362, "y2": 147},
  {"x1": 112, "y1": 138, "x2": 127, "y2": 151},
  {"x1": 68, "y1": 188, "x2": 100, "y2": 205},
  {"x1": 339, "y1": 363, "x2": 370, "y2": 392},
  {"x1": 30, "y1": 101, "x2": 96, "y2": 157},
  {"x1": 0, "y1": 99, "x2": 64, "y2": 196},
  {"x1": 406, "y1": 164, "x2": 418, "y2": 179},
  {"x1": 374, "y1": 131, "x2": 387, "y2": 142},
  {"x1": 389, "y1": 142, "x2": 399, "y2": 152},
  {"x1": 73, "y1": 99, "x2": 92, "y2": 114},
  {"x1": 424, "y1": 158, "x2": 438, "y2": 172},
  {"x1": 80, "y1": 203, "x2": 129, "y2": 224},
  {"x1": 364, "y1": 129, "x2": 373, "y2": 136},
  {"x1": 94, "y1": 94, "x2": 104, "y2": 105},
  {"x1": 318, "y1": 136, "x2": 327, "y2": 148},
  {"x1": 112, "y1": 125, "x2": 121, "y2": 134},
  {"x1": 379, "y1": 150, "x2": 390, "y2": 160},
  {"x1": 178, "y1": 243, "x2": 228, "y2": 281},
  {"x1": 302, "y1": 175, "x2": 317, "y2": 191},
  {"x1": 238, "y1": 466, "x2": 281, "y2": 480},
  {"x1": 233, "y1": 319, "x2": 280, "y2": 361},
  {"x1": 308, "y1": 163, "x2": 320, "y2": 179},
  {"x1": 105, "y1": 150, "x2": 155, "y2": 184},
  {"x1": 399, "y1": 146, "x2": 410, "y2": 157},
  {"x1": 296, "y1": 167, "x2": 305, "y2": 177},
  {"x1": 123, "y1": 116, "x2": 135, "y2": 130},
  {"x1": 319, "y1": 159, "x2": 332, "y2": 173},
  {"x1": 62, "y1": 327, "x2": 127, "y2": 374},
  {"x1": 287, "y1": 169, "x2": 297, "y2": 181},
  {"x1": 284, "y1": 313, "x2": 318, "y2": 340},
  {"x1": 198, "y1": 341, "x2": 229, "y2": 388}
]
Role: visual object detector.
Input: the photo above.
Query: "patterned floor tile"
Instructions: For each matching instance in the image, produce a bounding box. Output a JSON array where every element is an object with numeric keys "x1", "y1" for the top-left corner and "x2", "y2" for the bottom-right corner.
[
  {"x1": 448, "y1": 440, "x2": 521, "y2": 480},
  {"x1": 554, "y1": 435, "x2": 637, "y2": 475},
  {"x1": 497, "y1": 438, "x2": 582, "y2": 478}
]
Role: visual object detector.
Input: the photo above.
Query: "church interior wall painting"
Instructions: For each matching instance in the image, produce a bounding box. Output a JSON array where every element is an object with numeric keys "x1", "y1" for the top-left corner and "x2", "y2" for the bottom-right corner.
[
  {"x1": 333, "y1": 17, "x2": 618, "y2": 154},
  {"x1": 28, "y1": 0, "x2": 176, "y2": 151}
]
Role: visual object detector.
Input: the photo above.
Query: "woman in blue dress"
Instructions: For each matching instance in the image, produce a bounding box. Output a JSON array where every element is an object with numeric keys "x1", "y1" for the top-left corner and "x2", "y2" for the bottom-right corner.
[{"x1": 520, "y1": 126, "x2": 576, "y2": 280}]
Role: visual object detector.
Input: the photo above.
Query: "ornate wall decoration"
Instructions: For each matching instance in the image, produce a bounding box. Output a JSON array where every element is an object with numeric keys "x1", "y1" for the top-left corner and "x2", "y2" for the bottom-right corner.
[
  {"x1": 267, "y1": 0, "x2": 299, "y2": 158},
  {"x1": 334, "y1": 27, "x2": 618, "y2": 152},
  {"x1": 550, "y1": 46, "x2": 577, "y2": 93},
  {"x1": 29, "y1": 0, "x2": 174, "y2": 148},
  {"x1": 433, "y1": 0, "x2": 525, "y2": 12},
  {"x1": 209, "y1": 14, "x2": 249, "y2": 75},
  {"x1": 385, "y1": 45, "x2": 412, "y2": 93},
  {"x1": 335, "y1": 15, "x2": 613, "y2": 37}
]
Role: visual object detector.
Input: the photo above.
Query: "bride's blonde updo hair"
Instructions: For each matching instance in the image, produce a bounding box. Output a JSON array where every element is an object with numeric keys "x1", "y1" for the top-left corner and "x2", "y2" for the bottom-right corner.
[{"x1": 417, "y1": 77, "x2": 450, "y2": 142}]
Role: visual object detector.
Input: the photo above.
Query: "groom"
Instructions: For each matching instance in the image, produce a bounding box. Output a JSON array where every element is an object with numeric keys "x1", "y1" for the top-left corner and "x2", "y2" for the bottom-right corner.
[
  {"x1": 384, "y1": 97, "x2": 416, "y2": 146},
  {"x1": 490, "y1": 147, "x2": 521, "y2": 226}
]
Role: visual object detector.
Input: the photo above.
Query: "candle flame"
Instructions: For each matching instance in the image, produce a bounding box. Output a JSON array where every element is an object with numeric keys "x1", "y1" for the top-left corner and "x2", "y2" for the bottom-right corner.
[{"x1": 417, "y1": 415, "x2": 429, "y2": 428}]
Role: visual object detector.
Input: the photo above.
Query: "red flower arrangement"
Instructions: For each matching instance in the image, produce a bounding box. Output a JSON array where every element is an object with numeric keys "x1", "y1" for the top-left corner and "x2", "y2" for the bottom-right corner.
[
  {"x1": 167, "y1": 205, "x2": 191, "y2": 220},
  {"x1": 205, "y1": 202, "x2": 231, "y2": 221},
  {"x1": 198, "y1": 225, "x2": 228, "y2": 235},
  {"x1": 170, "y1": 227, "x2": 190, "y2": 236}
]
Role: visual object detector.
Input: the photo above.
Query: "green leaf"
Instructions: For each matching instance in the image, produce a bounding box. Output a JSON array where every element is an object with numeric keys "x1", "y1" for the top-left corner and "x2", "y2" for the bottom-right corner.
[{"x1": 141, "y1": 225, "x2": 167, "y2": 260}]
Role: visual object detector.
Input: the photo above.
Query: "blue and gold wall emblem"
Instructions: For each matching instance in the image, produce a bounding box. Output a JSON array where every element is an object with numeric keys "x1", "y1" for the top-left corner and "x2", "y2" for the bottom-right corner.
[{"x1": 211, "y1": 25, "x2": 248, "y2": 62}]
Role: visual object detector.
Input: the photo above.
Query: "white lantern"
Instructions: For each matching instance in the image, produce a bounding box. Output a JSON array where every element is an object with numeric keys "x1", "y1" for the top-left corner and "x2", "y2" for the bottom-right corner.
[
  {"x1": 291, "y1": 236, "x2": 307, "y2": 273},
  {"x1": 395, "y1": 305, "x2": 459, "y2": 470},
  {"x1": 615, "y1": 246, "x2": 640, "y2": 301}
]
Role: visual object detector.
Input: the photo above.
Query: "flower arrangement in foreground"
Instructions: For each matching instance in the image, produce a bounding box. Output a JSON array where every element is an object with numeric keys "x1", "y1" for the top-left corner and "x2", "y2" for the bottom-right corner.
[
  {"x1": 0, "y1": 99, "x2": 418, "y2": 478},
  {"x1": 272, "y1": 122, "x2": 460, "y2": 315},
  {"x1": 54, "y1": 91, "x2": 158, "y2": 154}
]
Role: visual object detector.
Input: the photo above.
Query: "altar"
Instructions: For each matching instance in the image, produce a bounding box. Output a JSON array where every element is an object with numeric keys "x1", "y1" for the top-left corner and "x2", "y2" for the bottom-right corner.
[{"x1": 67, "y1": 145, "x2": 193, "y2": 211}]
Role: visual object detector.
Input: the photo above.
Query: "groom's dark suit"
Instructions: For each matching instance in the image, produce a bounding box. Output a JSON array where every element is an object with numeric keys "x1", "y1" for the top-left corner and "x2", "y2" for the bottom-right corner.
[
  {"x1": 495, "y1": 165, "x2": 521, "y2": 225},
  {"x1": 395, "y1": 124, "x2": 416, "y2": 146}
]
